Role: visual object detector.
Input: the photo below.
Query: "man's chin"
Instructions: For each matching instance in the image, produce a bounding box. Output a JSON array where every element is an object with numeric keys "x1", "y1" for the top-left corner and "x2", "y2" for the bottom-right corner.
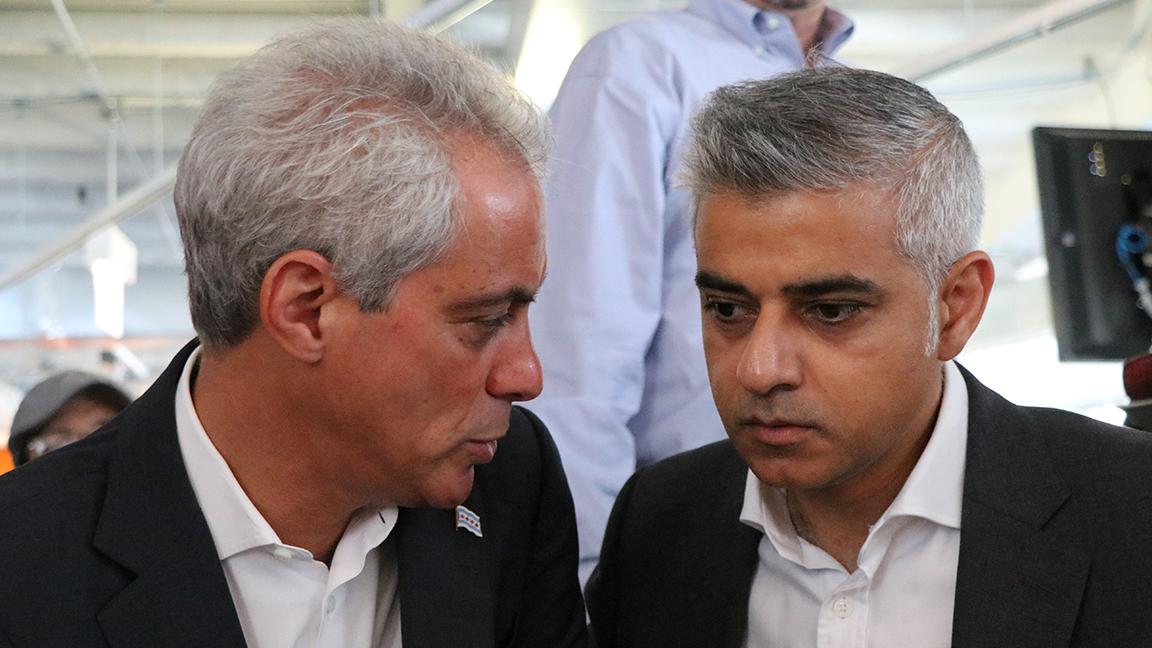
[
  {"x1": 735, "y1": 443, "x2": 822, "y2": 490},
  {"x1": 420, "y1": 468, "x2": 477, "y2": 510}
]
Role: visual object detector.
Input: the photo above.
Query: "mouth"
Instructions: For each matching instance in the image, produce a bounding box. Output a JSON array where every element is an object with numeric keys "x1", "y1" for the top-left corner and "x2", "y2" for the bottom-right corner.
[
  {"x1": 740, "y1": 417, "x2": 818, "y2": 447},
  {"x1": 465, "y1": 439, "x2": 499, "y2": 464}
]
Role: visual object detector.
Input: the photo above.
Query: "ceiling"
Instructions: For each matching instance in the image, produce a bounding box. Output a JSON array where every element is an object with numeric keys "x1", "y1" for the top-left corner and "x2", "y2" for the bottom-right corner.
[{"x1": 0, "y1": 0, "x2": 1150, "y2": 430}]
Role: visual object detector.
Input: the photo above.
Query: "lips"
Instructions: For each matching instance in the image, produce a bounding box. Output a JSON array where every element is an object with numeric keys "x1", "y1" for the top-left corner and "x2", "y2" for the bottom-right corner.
[
  {"x1": 465, "y1": 439, "x2": 499, "y2": 463},
  {"x1": 741, "y1": 416, "x2": 817, "y2": 447}
]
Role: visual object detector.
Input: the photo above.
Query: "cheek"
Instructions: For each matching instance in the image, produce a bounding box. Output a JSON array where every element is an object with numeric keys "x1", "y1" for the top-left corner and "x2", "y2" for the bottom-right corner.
[
  {"x1": 824, "y1": 353, "x2": 909, "y2": 415},
  {"x1": 845, "y1": 362, "x2": 939, "y2": 443},
  {"x1": 424, "y1": 358, "x2": 504, "y2": 433}
]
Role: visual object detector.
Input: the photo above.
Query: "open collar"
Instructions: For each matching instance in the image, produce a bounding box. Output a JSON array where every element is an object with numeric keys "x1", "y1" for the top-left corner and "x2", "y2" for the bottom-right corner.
[
  {"x1": 92, "y1": 340, "x2": 248, "y2": 648},
  {"x1": 685, "y1": 0, "x2": 854, "y2": 56}
]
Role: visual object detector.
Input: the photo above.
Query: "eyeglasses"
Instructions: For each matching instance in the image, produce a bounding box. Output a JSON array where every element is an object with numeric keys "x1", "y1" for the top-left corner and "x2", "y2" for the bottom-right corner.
[{"x1": 24, "y1": 427, "x2": 94, "y2": 462}]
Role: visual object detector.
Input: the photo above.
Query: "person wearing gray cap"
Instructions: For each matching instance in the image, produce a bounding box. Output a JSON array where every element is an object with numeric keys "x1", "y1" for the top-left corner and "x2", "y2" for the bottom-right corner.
[{"x1": 8, "y1": 370, "x2": 132, "y2": 467}]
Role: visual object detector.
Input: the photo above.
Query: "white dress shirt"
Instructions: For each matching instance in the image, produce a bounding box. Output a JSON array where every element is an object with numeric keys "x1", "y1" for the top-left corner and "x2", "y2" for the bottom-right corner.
[
  {"x1": 174, "y1": 347, "x2": 402, "y2": 648},
  {"x1": 740, "y1": 361, "x2": 969, "y2": 648}
]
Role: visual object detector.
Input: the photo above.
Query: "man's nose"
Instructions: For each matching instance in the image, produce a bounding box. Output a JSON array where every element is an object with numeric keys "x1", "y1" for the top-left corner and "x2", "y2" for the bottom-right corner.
[
  {"x1": 488, "y1": 323, "x2": 544, "y2": 401},
  {"x1": 735, "y1": 314, "x2": 802, "y2": 396}
]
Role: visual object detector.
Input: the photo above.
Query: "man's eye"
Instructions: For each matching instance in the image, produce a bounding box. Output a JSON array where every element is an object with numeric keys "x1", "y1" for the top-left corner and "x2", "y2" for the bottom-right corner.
[
  {"x1": 705, "y1": 300, "x2": 748, "y2": 321},
  {"x1": 461, "y1": 311, "x2": 516, "y2": 348},
  {"x1": 478, "y1": 312, "x2": 515, "y2": 329},
  {"x1": 808, "y1": 302, "x2": 862, "y2": 324}
]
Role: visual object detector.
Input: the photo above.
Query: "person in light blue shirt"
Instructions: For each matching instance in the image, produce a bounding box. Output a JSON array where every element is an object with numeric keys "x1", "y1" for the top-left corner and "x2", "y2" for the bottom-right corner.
[{"x1": 529, "y1": 0, "x2": 854, "y2": 585}]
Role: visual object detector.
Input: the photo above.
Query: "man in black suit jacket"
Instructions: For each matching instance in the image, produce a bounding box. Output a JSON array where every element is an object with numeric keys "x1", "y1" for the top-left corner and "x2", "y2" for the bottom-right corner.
[
  {"x1": 0, "y1": 19, "x2": 584, "y2": 648},
  {"x1": 588, "y1": 67, "x2": 1152, "y2": 647}
]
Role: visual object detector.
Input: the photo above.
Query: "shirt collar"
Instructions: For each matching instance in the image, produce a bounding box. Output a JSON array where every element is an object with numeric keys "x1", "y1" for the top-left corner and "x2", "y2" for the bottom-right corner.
[
  {"x1": 739, "y1": 469, "x2": 804, "y2": 562},
  {"x1": 686, "y1": 0, "x2": 854, "y2": 56},
  {"x1": 174, "y1": 346, "x2": 398, "y2": 562},
  {"x1": 739, "y1": 361, "x2": 969, "y2": 550},
  {"x1": 882, "y1": 360, "x2": 968, "y2": 529}
]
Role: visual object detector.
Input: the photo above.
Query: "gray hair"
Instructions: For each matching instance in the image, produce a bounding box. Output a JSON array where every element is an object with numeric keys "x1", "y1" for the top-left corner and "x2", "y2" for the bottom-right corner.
[
  {"x1": 683, "y1": 67, "x2": 983, "y2": 295},
  {"x1": 175, "y1": 19, "x2": 548, "y2": 349}
]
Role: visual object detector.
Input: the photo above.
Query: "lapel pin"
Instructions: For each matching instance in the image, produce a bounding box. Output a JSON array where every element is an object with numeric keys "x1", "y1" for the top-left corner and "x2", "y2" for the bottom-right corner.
[{"x1": 455, "y1": 505, "x2": 483, "y2": 538}]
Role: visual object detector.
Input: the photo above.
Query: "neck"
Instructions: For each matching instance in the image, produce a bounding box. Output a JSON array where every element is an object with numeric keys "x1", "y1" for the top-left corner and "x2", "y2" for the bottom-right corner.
[
  {"x1": 746, "y1": 2, "x2": 831, "y2": 56},
  {"x1": 786, "y1": 5, "x2": 828, "y2": 56},
  {"x1": 786, "y1": 479, "x2": 900, "y2": 573},
  {"x1": 191, "y1": 337, "x2": 363, "y2": 565},
  {"x1": 786, "y1": 397, "x2": 941, "y2": 572}
]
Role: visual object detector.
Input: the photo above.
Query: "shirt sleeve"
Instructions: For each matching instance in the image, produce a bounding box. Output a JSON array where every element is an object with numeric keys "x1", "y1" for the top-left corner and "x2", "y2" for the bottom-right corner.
[{"x1": 527, "y1": 36, "x2": 678, "y2": 587}]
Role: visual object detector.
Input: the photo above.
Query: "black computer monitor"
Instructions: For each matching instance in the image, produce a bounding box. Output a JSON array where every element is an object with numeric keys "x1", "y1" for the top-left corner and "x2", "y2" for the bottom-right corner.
[{"x1": 1033, "y1": 126, "x2": 1152, "y2": 360}]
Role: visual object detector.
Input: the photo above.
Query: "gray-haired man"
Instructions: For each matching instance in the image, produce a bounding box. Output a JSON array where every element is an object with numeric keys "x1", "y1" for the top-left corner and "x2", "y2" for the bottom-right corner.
[
  {"x1": 0, "y1": 19, "x2": 586, "y2": 648},
  {"x1": 587, "y1": 67, "x2": 1152, "y2": 648}
]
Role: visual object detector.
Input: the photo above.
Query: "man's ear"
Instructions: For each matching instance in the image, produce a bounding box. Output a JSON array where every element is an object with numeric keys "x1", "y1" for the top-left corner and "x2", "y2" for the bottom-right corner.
[
  {"x1": 259, "y1": 250, "x2": 340, "y2": 364},
  {"x1": 935, "y1": 250, "x2": 995, "y2": 361}
]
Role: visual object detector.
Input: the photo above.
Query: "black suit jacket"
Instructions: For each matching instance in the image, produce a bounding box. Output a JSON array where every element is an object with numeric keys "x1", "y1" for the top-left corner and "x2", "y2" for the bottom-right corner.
[
  {"x1": 0, "y1": 342, "x2": 587, "y2": 647},
  {"x1": 587, "y1": 366, "x2": 1152, "y2": 648}
]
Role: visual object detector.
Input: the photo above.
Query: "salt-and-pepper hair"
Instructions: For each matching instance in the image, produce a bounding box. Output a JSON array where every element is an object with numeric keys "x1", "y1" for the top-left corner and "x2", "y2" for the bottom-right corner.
[
  {"x1": 175, "y1": 19, "x2": 548, "y2": 349},
  {"x1": 683, "y1": 67, "x2": 983, "y2": 295},
  {"x1": 683, "y1": 67, "x2": 983, "y2": 354}
]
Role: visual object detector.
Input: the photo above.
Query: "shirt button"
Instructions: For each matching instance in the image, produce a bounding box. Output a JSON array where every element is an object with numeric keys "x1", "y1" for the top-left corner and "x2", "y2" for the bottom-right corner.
[
  {"x1": 325, "y1": 595, "x2": 336, "y2": 614},
  {"x1": 833, "y1": 596, "x2": 851, "y2": 619},
  {"x1": 766, "y1": 16, "x2": 780, "y2": 29},
  {"x1": 752, "y1": 46, "x2": 765, "y2": 56},
  {"x1": 271, "y1": 546, "x2": 294, "y2": 561}
]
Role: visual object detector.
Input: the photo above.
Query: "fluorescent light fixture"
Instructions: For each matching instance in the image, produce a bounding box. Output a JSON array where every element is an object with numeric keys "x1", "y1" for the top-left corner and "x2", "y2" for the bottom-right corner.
[
  {"x1": 85, "y1": 227, "x2": 138, "y2": 339},
  {"x1": 514, "y1": 3, "x2": 584, "y2": 110}
]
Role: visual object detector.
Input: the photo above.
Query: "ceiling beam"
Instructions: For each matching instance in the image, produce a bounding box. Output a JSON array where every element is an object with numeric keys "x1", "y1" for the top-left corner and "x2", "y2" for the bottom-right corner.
[{"x1": 898, "y1": 0, "x2": 1134, "y2": 81}]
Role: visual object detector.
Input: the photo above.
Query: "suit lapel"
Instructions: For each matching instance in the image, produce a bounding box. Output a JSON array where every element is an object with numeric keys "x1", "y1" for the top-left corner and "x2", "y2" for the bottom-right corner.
[
  {"x1": 701, "y1": 520, "x2": 760, "y2": 648},
  {"x1": 677, "y1": 445, "x2": 760, "y2": 648},
  {"x1": 952, "y1": 367, "x2": 1089, "y2": 648},
  {"x1": 92, "y1": 341, "x2": 247, "y2": 648},
  {"x1": 397, "y1": 488, "x2": 494, "y2": 648}
]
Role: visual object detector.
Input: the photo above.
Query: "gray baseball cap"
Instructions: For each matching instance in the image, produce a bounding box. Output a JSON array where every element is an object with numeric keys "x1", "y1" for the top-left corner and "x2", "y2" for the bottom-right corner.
[{"x1": 9, "y1": 370, "x2": 132, "y2": 465}]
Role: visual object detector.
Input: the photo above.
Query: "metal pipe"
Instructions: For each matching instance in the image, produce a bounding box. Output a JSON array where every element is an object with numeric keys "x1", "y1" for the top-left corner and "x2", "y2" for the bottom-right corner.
[
  {"x1": 1, "y1": 0, "x2": 493, "y2": 295},
  {"x1": 0, "y1": 164, "x2": 178, "y2": 293},
  {"x1": 49, "y1": 0, "x2": 120, "y2": 120},
  {"x1": 405, "y1": 0, "x2": 495, "y2": 32},
  {"x1": 153, "y1": 57, "x2": 165, "y2": 176},
  {"x1": 106, "y1": 118, "x2": 119, "y2": 205},
  {"x1": 899, "y1": 0, "x2": 1133, "y2": 82}
]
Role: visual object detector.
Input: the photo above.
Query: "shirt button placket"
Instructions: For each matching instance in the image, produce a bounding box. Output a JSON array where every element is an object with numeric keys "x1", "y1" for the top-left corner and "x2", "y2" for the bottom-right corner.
[{"x1": 833, "y1": 595, "x2": 851, "y2": 619}]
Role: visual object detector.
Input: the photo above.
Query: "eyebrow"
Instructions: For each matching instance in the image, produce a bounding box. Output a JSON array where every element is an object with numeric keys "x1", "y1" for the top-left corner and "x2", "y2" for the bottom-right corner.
[
  {"x1": 781, "y1": 276, "x2": 883, "y2": 298},
  {"x1": 696, "y1": 270, "x2": 882, "y2": 298},
  {"x1": 449, "y1": 286, "x2": 538, "y2": 312},
  {"x1": 695, "y1": 270, "x2": 752, "y2": 297}
]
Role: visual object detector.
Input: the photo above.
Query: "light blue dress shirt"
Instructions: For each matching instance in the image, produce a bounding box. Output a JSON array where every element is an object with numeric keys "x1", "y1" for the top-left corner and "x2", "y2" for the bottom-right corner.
[{"x1": 528, "y1": 0, "x2": 853, "y2": 585}]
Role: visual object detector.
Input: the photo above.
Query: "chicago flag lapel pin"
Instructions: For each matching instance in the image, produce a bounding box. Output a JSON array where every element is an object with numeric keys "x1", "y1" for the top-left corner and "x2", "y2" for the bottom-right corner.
[{"x1": 455, "y1": 505, "x2": 483, "y2": 538}]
